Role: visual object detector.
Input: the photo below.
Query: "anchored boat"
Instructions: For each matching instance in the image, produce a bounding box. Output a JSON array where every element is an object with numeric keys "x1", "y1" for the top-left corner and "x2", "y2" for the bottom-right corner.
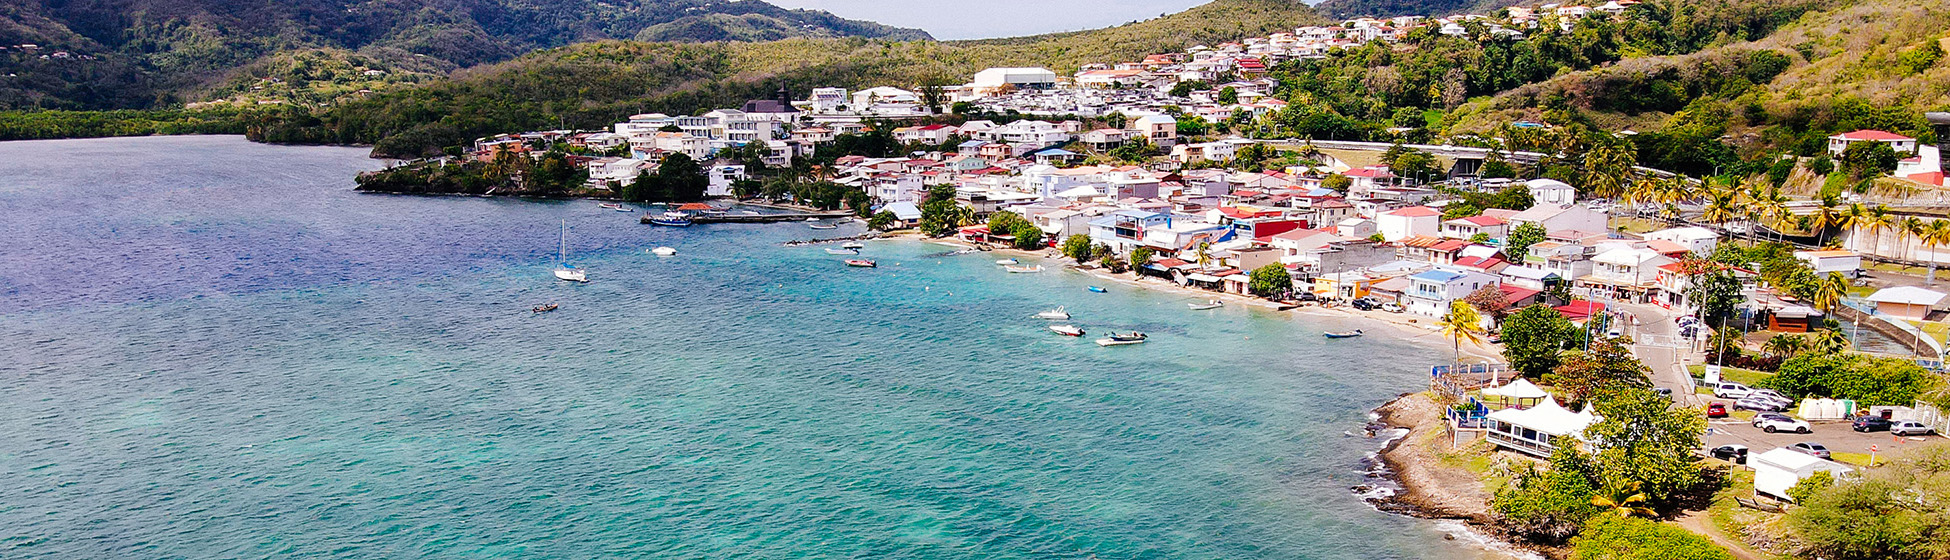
[
  {"x1": 1188, "y1": 300, "x2": 1223, "y2": 310},
  {"x1": 1034, "y1": 306, "x2": 1070, "y2": 320},
  {"x1": 1095, "y1": 332, "x2": 1147, "y2": 346},
  {"x1": 1323, "y1": 329, "x2": 1364, "y2": 339},
  {"x1": 845, "y1": 259, "x2": 877, "y2": 268},
  {"x1": 1087, "y1": 286, "x2": 1107, "y2": 293},
  {"x1": 645, "y1": 211, "x2": 693, "y2": 226},
  {"x1": 1048, "y1": 324, "x2": 1084, "y2": 337},
  {"x1": 1004, "y1": 265, "x2": 1044, "y2": 273}
]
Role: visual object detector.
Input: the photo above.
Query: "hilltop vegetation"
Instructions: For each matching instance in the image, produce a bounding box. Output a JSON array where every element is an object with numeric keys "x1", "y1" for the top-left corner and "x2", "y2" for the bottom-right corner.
[
  {"x1": 239, "y1": 0, "x2": 1326, "y2": 157},
  {"x1": 0, "y1": 0, "x2": 931, "y2": 110},
  {"x1": 1314, "y1": 0, "x2": 1522, "y2": 19}
]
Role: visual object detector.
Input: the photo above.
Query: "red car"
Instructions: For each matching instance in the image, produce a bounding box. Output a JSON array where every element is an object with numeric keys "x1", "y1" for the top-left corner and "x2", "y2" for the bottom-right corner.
[{"x1": 1706, "y1": 402, "x2": 1729, "y2": 418}]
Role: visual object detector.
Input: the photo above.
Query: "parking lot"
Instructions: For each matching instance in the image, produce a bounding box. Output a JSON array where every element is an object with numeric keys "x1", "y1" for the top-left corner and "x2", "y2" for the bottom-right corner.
[{"x1": 1703, "y1": 416, "x2": 1943, "y2": 463}]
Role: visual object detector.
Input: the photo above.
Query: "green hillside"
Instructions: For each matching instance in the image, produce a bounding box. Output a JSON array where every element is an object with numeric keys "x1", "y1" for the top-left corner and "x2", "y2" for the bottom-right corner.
[
  {"x1": 238, "y1": 0, "x2": 1326, "y2": 157},
  {"x1": 0, "y1": 0, "x2": 932, "y2": 111}
]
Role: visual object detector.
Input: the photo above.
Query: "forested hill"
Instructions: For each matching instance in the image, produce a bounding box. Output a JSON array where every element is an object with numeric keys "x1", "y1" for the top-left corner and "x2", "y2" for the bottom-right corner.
[
  {"x1": 0, "y1": 0, "x2": 931, "y2": 110},
  {"x1": 1312, "y1": 0, "x2": 1520, "y2": 19},
  {"x1": 240, "y1": 0, "x2": 1327, "y2": 157}
]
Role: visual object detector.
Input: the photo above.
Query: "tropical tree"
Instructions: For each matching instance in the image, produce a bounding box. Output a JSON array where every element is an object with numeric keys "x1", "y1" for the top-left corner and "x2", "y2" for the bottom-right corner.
[
  {"x1": 1926, "y1": 219, "x2": 1950, "y2": 284},
  {"x1": 1807, "y1": 194, "x2": 1843, "y2": 246},
  {"x1": 1507, "y1": 222, "x2": 1548, "y2": 261},
  {"x1": 1502, "y1": 304, "x2": 1582, "y2": 378},
  {"x1": 1061, "y1": 234, "x2": 1093, "y2": 263},
  {"x1": 1590, "y1": 481, "x2": 1657, "y2": 518},
  {"x1": 1763, "y1": 334, "x2": 1808, "y2": 358},
  {"x1": 1809, "y1": 328, "x2": 1850, "y2": 354},
  {"x1": 1439, "y1": 300, "x2": 1487, "y2": 373},
  {"x1": 1248, "y1": 263, "x2": 1292, "y2": 297},
  {"x1": 1855, "y1": 205, "x2": 1893, "y2": 258},
  {"x1": 1128, "y1": 246, "x2": 1155, "y2": 273},
  {"x1": 1900, "y1": 216, "x2": 1928, "y2": 263},
  {"x1": 1699, "y1": 188, "x2": 1742, "y2": 231},
  {"x1": 1582, "y1": 139, "x2": 1636, "y2": 199},
  {"x1": 1585, "y1": 388, "x2": 1707, "y2": 507},
  {"x1": 1811, "y1": 272, "x2": 1849, "y2": 316}
]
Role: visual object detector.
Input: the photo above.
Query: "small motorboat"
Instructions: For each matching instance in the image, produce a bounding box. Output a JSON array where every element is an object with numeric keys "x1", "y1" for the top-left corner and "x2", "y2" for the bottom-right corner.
[
  {"x1": 1323, "y1": 329, "x2": 1364, "y2": 339},
  {"x1": 1005, "y1": 265, "x2": 1044, "y2": 273},
  {"x1": 824, "y1": 247, "x2": 859, "y2": 255},
  {"x1": 841, "y1": 242, "x2": 865, "y2": 249},
  {"x1": 996, "y1": 258, "x2": 1019, "y2": 265},
  {"x1": 597, "y1": 203, "x2": 623, "y2": 210},
  {"x1": 1035, "y1": 306, "x2": 1070, "y2": 320},
  {"x1": 809, "y1": 223, "x2": 839, "y2": 229},
  {"x1": 1095, "y1": 332, "x2": 1148, "y2": 346},
  {"x1": 645, "y1": 211, "x2": 693, "y2": 227},
  {"x1": 1188, "y1": 300, "x2": 1223, "y2": 310},
  {"x1": 1087, "y1": 286, "x2": 1108, "y2": 293},
  {"x1": 845, "y1": 259, "x2": 877, "y2": 268},
  {"x1": 806, "y1": 217, "x2": 821, "y2": 222},
  {"x1": 652, "y1": 247, "x2": 677, "y2": 257},
  {"x1": 532, "y1": 303, "x2": 558, "y2": 313},
  {"x1": 615, "y1": 206, "x2": 634, "y2": 213},
  {"x1": 1049, "y1": 324, "x2": 1085, "y2": 337}
]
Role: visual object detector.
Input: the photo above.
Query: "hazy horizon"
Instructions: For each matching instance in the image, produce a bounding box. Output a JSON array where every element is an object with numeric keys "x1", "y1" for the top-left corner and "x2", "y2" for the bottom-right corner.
[{"x1": 769, "y1": 0, "x2": 1214, "y2": 40}]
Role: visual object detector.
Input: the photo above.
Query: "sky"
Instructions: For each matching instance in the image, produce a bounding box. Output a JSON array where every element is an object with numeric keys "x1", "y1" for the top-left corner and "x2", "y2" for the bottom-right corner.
[{"x1": 768, "y1": 0, "x2": 1214, "y2": 40}]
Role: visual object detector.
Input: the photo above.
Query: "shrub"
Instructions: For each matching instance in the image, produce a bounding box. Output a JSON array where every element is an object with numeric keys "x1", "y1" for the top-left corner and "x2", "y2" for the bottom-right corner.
[{"x1": 1570, "y1": 515, "x2": 1733, "y2": 560}]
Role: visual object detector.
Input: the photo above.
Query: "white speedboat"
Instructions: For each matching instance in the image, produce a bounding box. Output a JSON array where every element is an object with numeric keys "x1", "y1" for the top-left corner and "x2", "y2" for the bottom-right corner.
[
  {"x1": 652, "y1": 246, "x2": 677, "y2": 257},
  {"x1": 1004, "y1": 265, "x2": 1044, "y2": 273},
  {"x1": 809, "y1": 223, "x2": 839, "y2": 230},
  {"x1": 1048, "y1": 324, "x2": 1084, "y2": 337},
  {"x1": 841, "y1": 242, "x2": 865, "y2": 249},
  {"x1": 824, "y1": 247, "x2": 859, "y2": 255},
  {"x1": 806, "y1": 217, "x2": 821, "y2": 222},
  {"x1": 1095, "y1": 332, "x2": 1148, "y2": 346},
  {"x1": 598, "y1": 203, "x2": 623, "y2": 210},
  {"x1": 1188, "y1": 300, "x2": 1223, "y2": 310},
  {"x1": 996, "y1": 258, "x2": 1019, "y2": 265},
  {"x1": 1035, "y1": 307, "x2": 1070, "y2": 320}
]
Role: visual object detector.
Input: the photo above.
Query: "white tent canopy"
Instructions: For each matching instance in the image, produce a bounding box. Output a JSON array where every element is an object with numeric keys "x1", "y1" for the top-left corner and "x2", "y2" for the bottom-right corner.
[
  {"x1": 1752, "y1": 448, "x2": 1853, "y2": 501},
  {"x1": 1485, "y1": 397, "x2": 1597, "y2": 437},
  {"x1": 1483, "y1": 378, "x2": 1550, "y2": 401}
]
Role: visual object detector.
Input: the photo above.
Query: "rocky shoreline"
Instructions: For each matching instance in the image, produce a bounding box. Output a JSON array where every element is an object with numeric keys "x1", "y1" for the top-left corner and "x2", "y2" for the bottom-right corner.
[{"x1": 1364, "y1": 392, "x2": 1553, "y2": 560}]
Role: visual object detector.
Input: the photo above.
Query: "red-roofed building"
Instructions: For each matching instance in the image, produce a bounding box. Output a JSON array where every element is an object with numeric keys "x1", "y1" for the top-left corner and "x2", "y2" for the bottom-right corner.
[
  {"x1": 1554, "y1": 300, "x2": 1606, "y2": 321},
  {"x1": 1828, "y1": 129, "x2": 1917, "y2": 157},
  {"x1": 1498, "y1": 284, "x2": 1543, "y2": 307},
  {"x1": 1441, "y1": 214, "x2": 1509, "y2": 240}
]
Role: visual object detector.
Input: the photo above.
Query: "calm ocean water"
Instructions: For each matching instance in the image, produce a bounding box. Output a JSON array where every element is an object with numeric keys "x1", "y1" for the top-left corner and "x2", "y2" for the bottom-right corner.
[{"x1": 0, "y1": 136, "x2": 1487, "y2": 559}]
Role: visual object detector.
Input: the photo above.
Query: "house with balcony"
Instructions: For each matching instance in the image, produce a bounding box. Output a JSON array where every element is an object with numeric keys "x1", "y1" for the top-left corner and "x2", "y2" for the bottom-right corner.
[
  {"x1": 1827, "y1": 129, "x2": 1917, "y2": 157},
  {"x1": 1131, "y1": 114, "x2": 1178, "y2": 147},
  {"x1": 1442, "y1": 215, "x2": 1508, "y2": 240},
  {"x1": 1644, "y1": 226, "x2": 1720, "y2": 255},
  {"x1": 1404, "y1": 268, "x2": 1500, "y2": 316},
  {"x1": 1578, "y1": 246, "x2": 1673, "y2": 302},
  {"x1": 1088, "y1": 209, "x2": 1170, "y2": 253}
]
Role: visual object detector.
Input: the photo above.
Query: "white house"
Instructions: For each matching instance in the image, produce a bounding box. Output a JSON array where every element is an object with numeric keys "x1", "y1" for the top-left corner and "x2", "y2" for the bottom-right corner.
[
  {"x1": 1377, "y1": 206, "x2": 1442, "y2": 242},
  {"x1": 968, "y1": 67, "x2": 1059, "y2": 96},
  {"x1": 1795, "y1": 250, "x2": 1863, "y2": 277},
  {"x1": 1509, "y1": 204, "x2": 1608, "y2": 235},
  {"x1": 1752, "y1": 447, "x2": 1853, "y2": 502},
  {"x1": 706, "y1": 164, "x2": 745, "y2": 197},
  {"x1": 1525, "y1": 178, "x2": 1577, "y2": 206},
  {"x1": 1131, "y1": 114, "x2": 1178, "y2": 147},
  {"x1": 1442, "y1": 215, "x2": 1508, "y2": 240},
  {"x1": 851, "y1": 86, "x2": 921, "y2": 107},
  {"x1": 1485, "y1": 396, "x2": 1598, "y2": 457},
  {"x1": 587, "y1": 157, "x2": 648, "y2": 189},
  {"x1": 1403, "y1": 268, "x2": 1500, "y2": 316},
  {"x1": 1583, "y1": 247, "x2": 1673, "y2": 302},
  {"x1": 1645, "y1": 226, "x2": 1720, "y2": 255},
  {"x1": 1827, "y1": 130, "x2": 1917, "y2": 157},
  {"x1": 1088, "y1": 209, "x2": 1170, "y2": 253}
]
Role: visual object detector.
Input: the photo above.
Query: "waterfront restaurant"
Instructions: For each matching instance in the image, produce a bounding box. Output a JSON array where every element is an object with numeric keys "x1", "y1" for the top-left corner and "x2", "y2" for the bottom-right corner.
[{"x1": 1484, "y1": 397, "x2": 1598, "y2": 457}]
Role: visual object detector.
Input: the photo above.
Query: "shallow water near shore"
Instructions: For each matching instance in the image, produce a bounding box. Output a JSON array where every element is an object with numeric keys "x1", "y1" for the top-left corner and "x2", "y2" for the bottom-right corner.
[{"x1": 0, "y1": 136, "x2": 1500, "y2": 558}]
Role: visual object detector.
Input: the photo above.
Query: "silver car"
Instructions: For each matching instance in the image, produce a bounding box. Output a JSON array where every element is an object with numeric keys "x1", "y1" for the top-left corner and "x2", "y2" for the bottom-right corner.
[{"x1": 1892, "y1": 420, "x2": 1937, "y2": 436}]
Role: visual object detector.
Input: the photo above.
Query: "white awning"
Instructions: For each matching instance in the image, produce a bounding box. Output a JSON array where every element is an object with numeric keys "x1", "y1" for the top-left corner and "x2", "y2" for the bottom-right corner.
[
  {"x1": 1483, "y1": 378, "x2": 1550, "y2": 400},
  {"x1": 1185, "y1": 273, "x2": 1221, "y2": 282},
  {"x1": 1485, "y1": 397, "x2": 1597, "y2": 437}
]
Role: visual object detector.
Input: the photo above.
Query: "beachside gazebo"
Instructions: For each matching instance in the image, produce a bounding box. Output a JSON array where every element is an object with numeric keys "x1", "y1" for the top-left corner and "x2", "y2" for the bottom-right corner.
[
  {"x1": 1484, "y1": 397, "x2": 1597, "y2": 457},
  {"x1": 1481, "y1": 378, "x2": 1550, "y2": 410}
]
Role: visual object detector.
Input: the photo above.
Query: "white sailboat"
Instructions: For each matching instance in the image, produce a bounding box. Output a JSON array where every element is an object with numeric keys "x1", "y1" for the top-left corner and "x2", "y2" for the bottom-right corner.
[{"x1": 553, "y1": 221, "x2": 588, "y2": 283}]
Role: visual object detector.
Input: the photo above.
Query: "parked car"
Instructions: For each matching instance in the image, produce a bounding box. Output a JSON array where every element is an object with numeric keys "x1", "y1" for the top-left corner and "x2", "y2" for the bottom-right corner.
[
  {"x1": 1892, "y1": 420, "x2": 1937, "y2": 436},
  {"x1": 1852, "y1": 416, "x2": 1893, "y2": 432},
  {"x1": 1706, "y1": 402, "x2": 1729, "y2": 418},
  {"x1": 1753, "y1": 413, "x2": 1812, "y2": 434},
  {"x1": 1749, "y1": 389, "x2": 1790, "y2": 401},
  {"x1": 1710, "y1": 444, "x2": 1749, "y2": 464},
  {"x1": 1713, "y1": 382, "x2": 1754, "y2": 399},
  {"x1": 1294, "y1": 291, "x2": 1318, "y2": 302},
  {"x1": 1351, "y1": 298, "x2": 1378, "y2": 311},
  {"x1": 1735, "y1": 395, "x2": 1792, "y2": 412},
  {"x1": 1380, "y1": 302, "x2": 1404, "y2": 313},
  {"x1": 1789, "y1": 442, "x2": 1832, "y2": 460}
]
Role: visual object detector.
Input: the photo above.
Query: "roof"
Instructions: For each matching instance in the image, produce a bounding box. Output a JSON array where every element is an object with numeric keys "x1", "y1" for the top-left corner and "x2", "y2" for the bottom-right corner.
[
  {"x1": 1410, "y1": 270, "x2": 1465, "y2": 283},
  {"x1": 1502, "y1": 265, "x2": 1559, "y2": 281},
  {"x1": 1867, "y1": 286, "x2": 1949, "y2": 306},
  {"x1": 1795, "y1": 250, "x2": 1857, "y2": 258},
  {"x1": 1831, "y1": 129, "x2": 1914, "y2": 141},
  {"x1": 1643, "y1": 239, "x2": 1691, "y2": 255},
  {"x1": 1430, "y1": 239, "x2": 1471, "y2": 252},
  {"x1": 883, "y1": 201, "x2": 922, "y2": 220},
  {"x1": 1498, "y1": 284, "x2": 1541, "y2": 302},
  {"x1": 1449, "y1": 215, "x2": 1507, "y2": 227},
  {"x1": 1648, "y1": 226, "x2": 1719, "y2": 241},
  {"x1": 1753, "y1": 447, "x2": 1851, "y2": 473},
  {"x1": 1482, "y1": 378, "x2": 1549, "y2": 400},
  {"x1": 1399, "y1": 235, "x2": 1443, "y2": 248},
  {"x1": 1386, "y1": 206, "x2": 1441, "y2": 218},
  {"x1": 1554, "y1": 300, "x2": 1606, "y2": 320},
  {"x1": 1485, "y1": 397, "x2": 1596, "y2": 436}
]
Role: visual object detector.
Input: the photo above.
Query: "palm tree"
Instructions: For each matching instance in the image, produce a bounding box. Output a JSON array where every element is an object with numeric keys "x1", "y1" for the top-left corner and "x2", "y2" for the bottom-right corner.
[
  {"x1": 1808, "y1": 195, "x2": 1842, "y2": 246},
  {"x1": 1439, "y1": 300, "x2": 1486, "y2": 374},
  {"x1": 1927, "y1": 219, "x2": 1950, "y2": 284},
  {"x1": 1700, "y1": 188, "x2": 1742, "y2": 232},
  {"x1": 1811, "y1": 271, "x2": 1848, "y2": 316},
  {"x1": 1901, "y1": 216, "x2": 1928, "y2": 264},
  {"x1": 1591, "y1": 482, "x2": 1657, "y2": 518},
  {"x1": 1856, "y1": 205, "x2": 1894, "y2": 259},
  {"x1": 1763, "y1": 334, "x2": 1808, "y2": 358},
  {"x1": 1193, "y1": 241, "x2": 1212, "y2": 267},
  {"x1": 1809, "y1": 329, "x2": 1850, "y2": 354}
]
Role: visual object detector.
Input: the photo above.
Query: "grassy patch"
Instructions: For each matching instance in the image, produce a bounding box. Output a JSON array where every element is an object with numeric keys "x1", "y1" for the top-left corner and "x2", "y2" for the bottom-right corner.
[
  {"x1": 1687, "y1": 364, "x2": 1773, "y2": 386},
  {"x1": 1704, "y1": 469, "x2": 1794, "y2": 559},
  {"x1": 1830, "y1": 451, "x2": 1884, "y2": 467}
]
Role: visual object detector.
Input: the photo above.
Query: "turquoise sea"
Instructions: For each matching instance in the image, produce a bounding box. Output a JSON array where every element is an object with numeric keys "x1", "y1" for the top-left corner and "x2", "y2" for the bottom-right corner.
[{"x1": 0, "y1": 136, "x2": 1487, "y2": 559}]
